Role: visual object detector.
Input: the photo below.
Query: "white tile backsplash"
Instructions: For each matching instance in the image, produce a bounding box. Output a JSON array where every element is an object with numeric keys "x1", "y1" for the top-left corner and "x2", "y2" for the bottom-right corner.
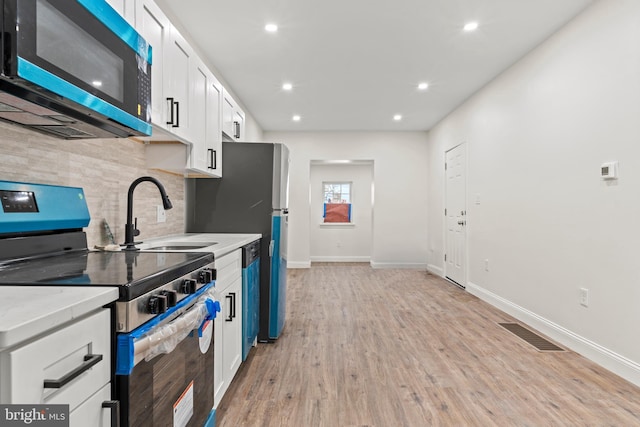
[{"x1": 0, "y1": 121, "x2": 185, "y2": 247}]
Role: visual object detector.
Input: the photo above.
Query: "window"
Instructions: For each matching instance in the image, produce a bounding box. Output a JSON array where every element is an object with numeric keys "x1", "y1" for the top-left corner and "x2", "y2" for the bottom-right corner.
[{"x1": 323, "y1": 182, "x2": 352, "y2": 223}]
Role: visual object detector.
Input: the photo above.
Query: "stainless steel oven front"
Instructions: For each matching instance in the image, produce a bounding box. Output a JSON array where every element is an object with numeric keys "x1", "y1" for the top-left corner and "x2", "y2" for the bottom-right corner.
[{"x1": 115, "y1": 261, "x2": 220, "y2": 427}]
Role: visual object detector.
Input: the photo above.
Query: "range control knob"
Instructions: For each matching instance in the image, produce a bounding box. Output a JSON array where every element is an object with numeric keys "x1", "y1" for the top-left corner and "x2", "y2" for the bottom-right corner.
[
  {"x1": 181, "y1": 279, "x2": 197, "y2": 294},
  {"x1": 198, "y1": 268, "x2": 214, "y2": 284},
  {"x1": 160, "y1": 290, "x2": 178, "y2": 307},
  {"x1": 148, "y1": 295, "x2": 168, "y2": 314}
]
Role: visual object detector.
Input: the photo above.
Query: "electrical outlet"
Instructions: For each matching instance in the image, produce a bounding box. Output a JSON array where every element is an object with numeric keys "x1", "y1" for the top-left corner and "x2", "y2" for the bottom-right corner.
[
  {"x1": 579, "y1": 288, "x2": 589, "y2": 307},
  {"x1": 484, "y1": 259, "x2": 489, "y2": 271},
  {"x1": 156, "y1": 205, "x2": 166, "y2": 223}
]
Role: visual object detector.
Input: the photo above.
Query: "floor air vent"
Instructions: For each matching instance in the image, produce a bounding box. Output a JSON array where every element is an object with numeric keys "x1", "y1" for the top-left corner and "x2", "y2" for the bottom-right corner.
[{"x1": 498, "y1": 323, "x2": 564, "y2": 352}]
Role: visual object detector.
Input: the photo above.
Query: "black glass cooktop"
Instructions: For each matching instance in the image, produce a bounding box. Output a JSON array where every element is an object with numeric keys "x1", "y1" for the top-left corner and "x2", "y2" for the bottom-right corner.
[{"x1": 0, "y1": 250, "x2": 214, "y2": 300}]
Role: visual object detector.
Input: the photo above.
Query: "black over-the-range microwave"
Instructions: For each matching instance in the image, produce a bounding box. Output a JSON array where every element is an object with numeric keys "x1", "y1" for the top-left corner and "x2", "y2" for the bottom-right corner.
[{"x1": 0, "y1": 0, "x2": 152, "y2": 139}]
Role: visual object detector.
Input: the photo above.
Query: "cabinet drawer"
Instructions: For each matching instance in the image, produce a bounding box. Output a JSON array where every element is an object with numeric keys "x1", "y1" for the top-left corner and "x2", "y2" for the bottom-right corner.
[
  {"x1": 215, "y1": 249, "x2": 241, "y2": 291},
  {"x1": 2, "y1": 309, "x2": 111, "y2": 410},
  {"x1": 70, "y1": 383, "x2": 111, "y2": 427}
]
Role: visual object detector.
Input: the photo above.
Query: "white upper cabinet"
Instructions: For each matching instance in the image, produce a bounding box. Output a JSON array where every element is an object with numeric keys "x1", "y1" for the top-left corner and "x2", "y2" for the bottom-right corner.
[
  {"x1": 145, "y1": 52, "x2": 222, "y2": 177},
  {"x1": 188, "y1": 57, "x2": 222, "y2": 177},
  {"x1": 205, "y1": 71, "x2": 223, "y2": 176},
  {"x1": 222, "y1": 89, "x2": 245, "y2": 141},
  {"x1": 135, "y1": 0, "x2": 193, "y2": 141},
  {"x1": 164, "y1": 25, "x2": 193, "y2": 141},
  {"x1": 134, "y1": 0, "x2": 242, "y2": 177},
  {"x1": 134, "y1": 0, "x2": 169, "y2": 129}
]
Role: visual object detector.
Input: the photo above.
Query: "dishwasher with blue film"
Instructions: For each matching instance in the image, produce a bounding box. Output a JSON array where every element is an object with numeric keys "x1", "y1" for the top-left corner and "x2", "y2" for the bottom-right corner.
[{"x1": 242, "y1": 240, "x2": 260, "y2": 361}]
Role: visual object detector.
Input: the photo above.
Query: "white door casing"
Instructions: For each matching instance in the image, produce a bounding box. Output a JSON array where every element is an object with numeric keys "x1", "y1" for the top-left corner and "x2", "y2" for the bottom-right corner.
[{"x1": 445, "y1": 143, "x2": 467, "y2": 287}]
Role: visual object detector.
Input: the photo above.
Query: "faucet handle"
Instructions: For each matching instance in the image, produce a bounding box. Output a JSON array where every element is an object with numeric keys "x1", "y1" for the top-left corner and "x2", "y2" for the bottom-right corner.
[{"x1": 133, "y1": 217, "x2": 140, "y2": 237}]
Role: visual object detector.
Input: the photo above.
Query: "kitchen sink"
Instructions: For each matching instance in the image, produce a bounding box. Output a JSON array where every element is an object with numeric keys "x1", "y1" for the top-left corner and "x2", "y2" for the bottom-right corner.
[{"x1": 146, "y1": 242, "x2": 218, "y2": 250}]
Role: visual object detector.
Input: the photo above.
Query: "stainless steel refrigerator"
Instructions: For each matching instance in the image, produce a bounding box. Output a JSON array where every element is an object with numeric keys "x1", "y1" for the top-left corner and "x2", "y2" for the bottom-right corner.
[{"x1": 186, "y1": 142, "x2": 289, "y2": 342}]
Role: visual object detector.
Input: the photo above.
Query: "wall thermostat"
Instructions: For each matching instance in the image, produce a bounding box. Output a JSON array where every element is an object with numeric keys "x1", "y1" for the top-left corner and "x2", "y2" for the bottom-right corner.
[{"x1": 601, "y1": 161, "x2": 618, "y2": 179}]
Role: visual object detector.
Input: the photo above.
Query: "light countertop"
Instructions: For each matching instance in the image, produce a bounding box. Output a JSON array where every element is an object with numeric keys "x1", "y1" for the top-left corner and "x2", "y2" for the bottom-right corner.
[
  {"x1": 137, "y1": 233, "x2": 262, "y2": 258},
  {"x1": 0, "y1": 286, "x2": 119, "y2": 350},
  {"x1": 0, "y1": 234, "x2": 258, "y2": 350}
]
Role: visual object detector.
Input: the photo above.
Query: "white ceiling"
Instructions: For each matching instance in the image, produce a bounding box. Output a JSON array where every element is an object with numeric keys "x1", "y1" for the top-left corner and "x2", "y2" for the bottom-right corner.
[{"x1": 154, "y1": 0, "x2": 595, "y2": 132}]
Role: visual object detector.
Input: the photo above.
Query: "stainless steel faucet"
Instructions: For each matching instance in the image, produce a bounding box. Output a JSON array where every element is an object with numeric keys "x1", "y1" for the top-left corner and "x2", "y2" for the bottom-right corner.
[{"x1": 123, "y1": 176, "x2": 173, "y2": 250}]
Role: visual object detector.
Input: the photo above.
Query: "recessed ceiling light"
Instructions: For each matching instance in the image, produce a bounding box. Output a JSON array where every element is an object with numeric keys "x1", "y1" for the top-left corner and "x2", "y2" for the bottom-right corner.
[
  {"x1": 265, "y1": 23, "x2": 278, "y2": 33},
  {"x1": 464, "y1": 22, "x2": 479, "y2": 32},
  {"x1": 418, "y1": 82, "x2": 429, "y2": 91},
  {"x1": 282, "y1": 83, "x2": 293, "y2": 91},
  {"x1": 292, "y1": 115, "x2": 301, "y2": 121},
  {"x1": 393, "y1": 114, "x2": 402, "y2": 121}
]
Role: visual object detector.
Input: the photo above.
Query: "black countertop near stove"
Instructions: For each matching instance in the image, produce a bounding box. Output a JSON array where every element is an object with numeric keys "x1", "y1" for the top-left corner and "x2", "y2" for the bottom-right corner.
[{"x1": 0, "y1": 250, "x2": 214, "y2": 300}]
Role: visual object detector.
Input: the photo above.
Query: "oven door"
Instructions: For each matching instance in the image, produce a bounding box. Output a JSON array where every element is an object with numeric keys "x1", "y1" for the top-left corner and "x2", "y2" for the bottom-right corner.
[
  {"x1": 116, "y1": 284, "x2": 220, "y2": 427},
  {"x1": 2, "y1": 0, "x2": 151, "y2": 133}
]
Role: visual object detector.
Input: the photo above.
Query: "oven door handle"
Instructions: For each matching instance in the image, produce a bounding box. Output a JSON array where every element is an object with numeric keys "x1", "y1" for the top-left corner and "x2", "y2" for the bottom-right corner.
[
  {"x1": 43, "y1": 354, "x2": 103, "y2": 388},
  {"x1": 126, "y1": 289, "x2": 218, "y2": 369}
]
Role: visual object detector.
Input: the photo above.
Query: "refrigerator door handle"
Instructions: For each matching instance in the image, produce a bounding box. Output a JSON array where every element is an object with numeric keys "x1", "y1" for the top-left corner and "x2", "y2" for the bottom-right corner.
[{"x1": 269, "y1": 240, "x2": 274, "y2": 257}]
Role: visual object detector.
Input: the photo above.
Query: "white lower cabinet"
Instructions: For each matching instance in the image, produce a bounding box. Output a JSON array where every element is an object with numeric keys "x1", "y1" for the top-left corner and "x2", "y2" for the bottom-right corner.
[
  {"x1": 0, "y1": 309, "x2": 113, "y2": 426},
  {"x1": 214, "y1": 249, "x2": 243, "y2": 408},
  {"x1": 70, "y1": 384, "x2": 112, "y2": 427}
]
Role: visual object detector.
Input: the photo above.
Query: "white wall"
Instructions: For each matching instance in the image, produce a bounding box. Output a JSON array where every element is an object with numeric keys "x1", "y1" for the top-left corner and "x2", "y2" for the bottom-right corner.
[
  {"x1": 264, "y1": 131, "x2": 429, "y2": 268},
  {"x1": 426, "y1": 0, "x2": 640, "y2": 385},
  {"x1": 310, "y1": 162, "x2": 373, "y2": 262}
]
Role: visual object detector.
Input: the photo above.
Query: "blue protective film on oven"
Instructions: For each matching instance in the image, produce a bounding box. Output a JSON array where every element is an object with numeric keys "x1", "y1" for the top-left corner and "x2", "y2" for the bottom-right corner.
[
  {"x1": 116, "y1": 281, "x2": 216, "y2": 375},
  {"x1": 0, "y1": 180, "x2": 89, "y2": 234}
]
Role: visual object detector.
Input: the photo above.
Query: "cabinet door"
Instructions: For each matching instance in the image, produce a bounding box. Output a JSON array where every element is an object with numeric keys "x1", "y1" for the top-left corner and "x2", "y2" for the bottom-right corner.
[
  {"x1": 165, "y1": 25, "x2": 193, "y2": 140},
  {"x1": 189, "y1": 56, "x2": 208, "y2": 172},
  {"x1": 205, "y1": 74, "x2": 223, "y2": 176},
  {"x1": 2, "y1": 310, "x2": 111, "y2": 408},
  {"x1": 222, "y1": 89, "x2": 245, "y2": 141},
  {"x1": 222, "y1": 91, "x2": 235, "y2": 139},
  {"x1": 70, "y1": 383, "x2": 112, "y2": 427},
  {"x1": 134, "y1": 0, "x2": 170, "y2": 127},
  {"x1": 213, "y1": 249, "x2": 242, "y2": 408},
  {"x1": 223, "y1": 276, "x2": 243, "y2": 387},
  {"x1": 232, "y1": 110, "x2": 245, "y2": 140}
]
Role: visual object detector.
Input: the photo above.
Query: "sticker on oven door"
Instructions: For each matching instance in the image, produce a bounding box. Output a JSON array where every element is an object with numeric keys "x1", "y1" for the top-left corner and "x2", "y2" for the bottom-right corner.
[
  {"x1": 173, "y1": 380, "x2": 194, "y2": 427},
  {"x1": 198, "y1": 319, "x2": 213, "y2": 353}
]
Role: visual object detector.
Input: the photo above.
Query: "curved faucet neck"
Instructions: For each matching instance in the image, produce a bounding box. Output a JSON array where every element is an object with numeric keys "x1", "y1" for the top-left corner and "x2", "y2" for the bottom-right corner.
[{"x1": 124, "y1": 176, "x2": 172, "y2": 250}]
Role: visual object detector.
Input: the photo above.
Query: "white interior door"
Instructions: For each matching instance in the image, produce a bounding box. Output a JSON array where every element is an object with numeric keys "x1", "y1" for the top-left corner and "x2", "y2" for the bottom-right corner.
[{"x1": 445, "y1": 144, "x2": 467, "y2": 287}]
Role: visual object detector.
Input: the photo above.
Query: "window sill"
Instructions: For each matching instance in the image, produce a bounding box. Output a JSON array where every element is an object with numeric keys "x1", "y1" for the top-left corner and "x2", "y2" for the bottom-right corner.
[{"x1": 319, "y1": 222, "x2": 355, "y2": 227}]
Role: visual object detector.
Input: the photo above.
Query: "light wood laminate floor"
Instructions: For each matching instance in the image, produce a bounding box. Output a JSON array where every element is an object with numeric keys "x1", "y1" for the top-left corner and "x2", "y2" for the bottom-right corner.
[{"x1": 216, "y1": 264, "x2": 640, "y2": 426}]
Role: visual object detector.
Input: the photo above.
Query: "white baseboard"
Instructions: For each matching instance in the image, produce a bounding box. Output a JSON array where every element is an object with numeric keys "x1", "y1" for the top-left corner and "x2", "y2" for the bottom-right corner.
[
  {"x1": 427, "y1": 264, "x2": 444, "y2": 277},
  {"x1": 467, "y1": 281, "x2": 640, "y2": 388},
  {"x1": 287, "y1": 261, "x2": 311, "y2": 269},
  {"x1": 310, "y1": 256, "x2": 371, "y2": 263},
  {"x1": 370, "y1": 262, "x2": 428, "y2": 269}
]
